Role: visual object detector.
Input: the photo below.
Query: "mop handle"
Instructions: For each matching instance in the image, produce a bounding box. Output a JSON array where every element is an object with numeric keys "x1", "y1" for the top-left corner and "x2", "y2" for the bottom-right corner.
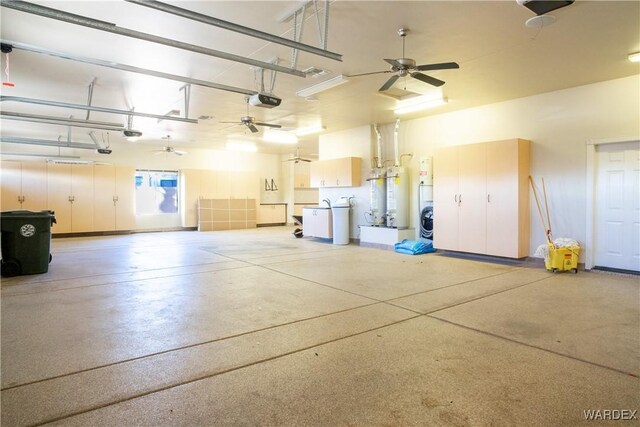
[
  {"x1": 541, "y1": 177, "x2": 552, "y2": 238},
  {"x1": 529, "y1": 176, "x2": 552, "y2": 243}
]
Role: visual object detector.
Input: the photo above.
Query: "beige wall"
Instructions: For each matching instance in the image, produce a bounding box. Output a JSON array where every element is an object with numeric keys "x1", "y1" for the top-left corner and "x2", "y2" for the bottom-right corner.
[{"x1": 318, "y1": 75, "x2": 640, "y2": 255}]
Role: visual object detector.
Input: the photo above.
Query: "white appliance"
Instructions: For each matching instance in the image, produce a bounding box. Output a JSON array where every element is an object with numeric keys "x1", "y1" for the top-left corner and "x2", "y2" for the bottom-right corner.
[
  {"x1": 331, "y1": 198, "x2": 350, "y2": 245},
  {"x1": 386, "y1": 165, "x2": 410, "y2": 228},
  {"x1": 418, "y1": 156, "x2": 434, "y2": 241}
]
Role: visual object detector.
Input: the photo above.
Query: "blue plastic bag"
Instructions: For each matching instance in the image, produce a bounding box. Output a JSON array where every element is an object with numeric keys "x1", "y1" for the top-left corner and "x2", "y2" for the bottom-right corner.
[{"x1": 394, "y1": 239, "x2": 436, "y2": 255}]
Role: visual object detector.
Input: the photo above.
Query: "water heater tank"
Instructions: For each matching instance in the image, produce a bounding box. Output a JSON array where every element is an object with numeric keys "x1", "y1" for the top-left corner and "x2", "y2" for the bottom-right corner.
[
  {"x1": 369, "y1": 167, "x2": 387, "y2": 225},
  {"x1": 386, "y1": 166, "x2": 410, "y2": 228}
]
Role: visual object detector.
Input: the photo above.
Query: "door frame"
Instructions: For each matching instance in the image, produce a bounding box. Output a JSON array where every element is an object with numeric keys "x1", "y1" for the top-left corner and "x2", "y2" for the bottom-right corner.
[{"x1": 585, "y1": 135, "x2": 640, "y2": 270}]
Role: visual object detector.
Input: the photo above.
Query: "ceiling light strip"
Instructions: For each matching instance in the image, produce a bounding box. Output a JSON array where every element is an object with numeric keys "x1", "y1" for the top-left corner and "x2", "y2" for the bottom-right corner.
[
  {"x1": 1, "y1": 96, "x2": 198, "y2": 123},
  {"x1": 2, "y1": 1, "x2": 307, "y2": 78},
  {"x1": 3, "y1": 40, "x2": 256, "y2": 96},
  {"x1": 125, "y1": 0, "x2": 342, "y2": 62},
  {"x1": 296, "y1": 75, "x2": 349, "y2": 97}
]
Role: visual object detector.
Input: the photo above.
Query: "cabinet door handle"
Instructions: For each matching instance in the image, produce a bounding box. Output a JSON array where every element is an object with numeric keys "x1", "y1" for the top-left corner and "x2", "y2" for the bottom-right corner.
[
  {"x1": 487, "y1": 194, "x2": 490, "y2": 203},
  {"x1": 458, "y1": 194, "x2": 462, "y2": 206},
  {"x1": 454, "y1": 194, "x2": 458, "y2": 203}
]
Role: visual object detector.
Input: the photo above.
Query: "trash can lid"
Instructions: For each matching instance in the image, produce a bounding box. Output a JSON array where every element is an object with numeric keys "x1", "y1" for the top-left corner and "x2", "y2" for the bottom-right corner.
[{"x1": 1, "y1": 210, "x2": 56, "y2": 218}]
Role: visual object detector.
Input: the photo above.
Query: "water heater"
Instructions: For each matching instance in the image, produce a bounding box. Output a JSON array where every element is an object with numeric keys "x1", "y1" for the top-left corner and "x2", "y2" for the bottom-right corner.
[
  {"x1": 369, "y1": 167, "x2": 387, "y2": 225},
  {"x1": 386, "y1": 166, "x2": 410, "y2": 228}
]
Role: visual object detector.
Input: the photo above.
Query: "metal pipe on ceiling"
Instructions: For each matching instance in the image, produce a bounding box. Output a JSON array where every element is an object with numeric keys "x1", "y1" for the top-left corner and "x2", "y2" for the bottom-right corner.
[
  {"x1": 2, "y1": 40, "x2": 257, "y2": 96},
  {"x1": 1, "y1": 111, "x2": 124, "y2": 131},
  {"x1": 0, "y1": 96, "x2": 199, "y2": 123},
  {"x1": 2, "y1": 1, "x2": 307, "y2": 78},
  {"x1": 1, "y1": 136, "x2": 99, "y2": 150},
  {"x1": 124, "y1": 0, "x2": 342, "y2": 62}
]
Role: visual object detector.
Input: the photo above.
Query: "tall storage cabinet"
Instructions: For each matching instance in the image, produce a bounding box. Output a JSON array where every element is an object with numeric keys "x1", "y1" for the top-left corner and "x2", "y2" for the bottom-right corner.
[
  {"x1": 434, "y1": 139, "x2": 530, "y2": 258},
  {"x1": 1, "y1": 161, "x2": 48, "y2": 211}
]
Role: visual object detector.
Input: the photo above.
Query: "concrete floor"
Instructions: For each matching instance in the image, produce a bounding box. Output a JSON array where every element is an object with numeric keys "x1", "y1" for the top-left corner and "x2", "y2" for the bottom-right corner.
[{"x1": 1, "y1": 227, "x2": 638, "y2": 426}]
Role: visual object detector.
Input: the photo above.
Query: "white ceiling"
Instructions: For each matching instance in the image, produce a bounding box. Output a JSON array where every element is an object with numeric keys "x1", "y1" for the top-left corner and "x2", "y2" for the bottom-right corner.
[{"x1": 1, "y1": 1, "x2": 639, "y2": 159}]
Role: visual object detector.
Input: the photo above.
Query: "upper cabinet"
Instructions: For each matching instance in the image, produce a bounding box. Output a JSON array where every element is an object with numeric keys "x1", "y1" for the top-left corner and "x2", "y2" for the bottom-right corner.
[
  {"x1": 293, "y1": 162, "x2": 311, "y2": 189},
  {"x1": 433, "y1": 139, "x2": 530, "y2": 258},
  {"x1": 309, "y1": 157, "x2": 361, "y2": 188},
  {"x1": 1, "y1": 161, "x2": 48, "y2": 212}
]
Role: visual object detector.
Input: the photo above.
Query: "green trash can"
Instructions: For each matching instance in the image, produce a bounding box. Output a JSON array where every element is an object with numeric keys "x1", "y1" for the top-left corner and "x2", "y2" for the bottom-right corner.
[{"x1": 1, "y1": 210, "x2": 56, "y2": 277}]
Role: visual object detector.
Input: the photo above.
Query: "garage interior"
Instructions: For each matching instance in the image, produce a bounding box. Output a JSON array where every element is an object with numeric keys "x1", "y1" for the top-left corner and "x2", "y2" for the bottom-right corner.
[{"x1": 1, "y1": 1, "x2": 639, "y2": 425}]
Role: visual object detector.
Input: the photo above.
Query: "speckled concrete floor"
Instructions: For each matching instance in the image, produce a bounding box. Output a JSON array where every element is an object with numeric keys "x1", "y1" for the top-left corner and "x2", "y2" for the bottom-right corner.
[{"x1": 1, "y1": 227, "x2": 638, "y2": 426}]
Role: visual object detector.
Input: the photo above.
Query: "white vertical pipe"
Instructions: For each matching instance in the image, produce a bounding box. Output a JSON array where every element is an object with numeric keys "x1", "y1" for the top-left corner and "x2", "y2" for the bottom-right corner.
[
  {"x1": 374, "y1": 124, "x2": 382, "y2": 168},
  {"x1": 394, "y1": 119, "x2": 400, "y2": 166}
]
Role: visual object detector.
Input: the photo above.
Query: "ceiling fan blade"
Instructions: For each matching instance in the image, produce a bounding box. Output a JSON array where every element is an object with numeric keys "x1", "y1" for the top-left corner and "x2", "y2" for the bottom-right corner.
[
  {"x1": 247, "y1": 124, "x2": 259, "y2": 133},
  {"x1": 174, "y1": 151, "x2": 185, "y2": 156},
  {"x1": 384, "y1": 58, "x2": 402, "y2": 68},
  {"x1": 254, "y1": 122, "x2": 282, "y2": 129},
  {"x1": 416, "y1": 62, "x2": 460, "y2": 71},
  {"x1": 348, "y1": 70, "x2": 393, "y2": 77},
  {"x1": 379, "y1": 74, "x2": 400, "y2": 92},
  {"x1": 299, "y1": 158, "x2": 312, "y2": 162},
  {"x1": 219, "y1": 121, "x2": 240, "y2": 124},
  {"x1": 153, "y1": 151, "x2": 164, "y2": 155},
  {"x1": 410, "y1": 72, "x2": 445, "y2": 87}
]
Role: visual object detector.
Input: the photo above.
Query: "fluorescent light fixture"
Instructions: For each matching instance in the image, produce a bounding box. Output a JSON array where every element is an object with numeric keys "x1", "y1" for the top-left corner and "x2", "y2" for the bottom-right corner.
[
  {"x1": 226, "y1": 141, "x2": 257, "y2": 152},
  {"x1": 295, "y1": 125, "x2": 326, "y2": 136},
  {"x1": 629, "y1": 52, "x2": 640, "y2": 63},
  {"x1": 263, "y1": 129, "x2": 298, "y2": 144},
  {"x1": 296, "y1": 75, "x2": 349, "y2": 98},
  {"x1": 394, "y1": 96, "x2": 448, "y2": 115}
]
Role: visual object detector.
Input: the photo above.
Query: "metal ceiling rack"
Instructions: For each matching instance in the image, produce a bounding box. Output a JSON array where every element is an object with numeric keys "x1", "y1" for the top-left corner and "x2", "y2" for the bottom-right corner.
[
  {"x1": 124, "y1": 0, "x2": 341, "y2": 62},
  {"x1": 0, "y1": 136, "x2": 100, "y2": 150},
  {"x1": 2, "y1": 1, "x2": 307, "y2": 78},
  {"x1": 0, "y1": 111, "x2": 124, "y2": 131},
  {"x1": 0, "y1": 96, "x2": 199, "y2": 123},
  {"x1": 1, "y1": 40, "x2": 258, "y2": 96}
]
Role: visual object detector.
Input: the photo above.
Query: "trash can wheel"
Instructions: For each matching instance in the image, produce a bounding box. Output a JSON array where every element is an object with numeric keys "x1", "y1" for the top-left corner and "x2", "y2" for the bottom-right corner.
[
  {"x1": 572, "y1": 268, "x2": 578, "y2": 274},
  {"x1": 1, "y1": 259, "x2": 21, "y2": 277},
  {"x1": 49, "y1": 254, "x2": 53, "y2": 263}
]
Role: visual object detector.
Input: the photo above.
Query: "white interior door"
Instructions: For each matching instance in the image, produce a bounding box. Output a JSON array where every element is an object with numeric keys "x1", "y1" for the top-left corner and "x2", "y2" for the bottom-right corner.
[{"x1": 594, "y1": 141, "x2": 640, "y2": 271}]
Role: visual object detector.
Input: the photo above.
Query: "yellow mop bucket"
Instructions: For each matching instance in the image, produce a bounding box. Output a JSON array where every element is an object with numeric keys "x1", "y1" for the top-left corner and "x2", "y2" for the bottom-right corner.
[{"x1": 545, "y1": 242, "x2": 580, "y2": 273}]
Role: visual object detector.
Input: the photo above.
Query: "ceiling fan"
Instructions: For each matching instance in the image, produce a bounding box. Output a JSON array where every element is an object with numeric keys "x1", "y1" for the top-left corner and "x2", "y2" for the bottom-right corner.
[
  {"x1": 220, "y1": 115, "x2": 282, "y2": 133},
  {"x1": 349, "y1": 28, "x2": 459, "y2": 92},
  {"x1": 284, "y1": 147, "x2": 312, "y2": 163},
  {"x1": 151, "y1": 135, "x2": 187, "y2": 156}
]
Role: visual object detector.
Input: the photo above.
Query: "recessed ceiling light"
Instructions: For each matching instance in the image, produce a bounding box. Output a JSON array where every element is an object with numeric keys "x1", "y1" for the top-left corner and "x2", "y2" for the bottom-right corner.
[
  {"x1": 226, "y1": 141, "x2": 257, "y2": 152},
  {"x1": 296, "y1": 75, "x2": 349, "y2": 98},
  {"x1": 394, "y1": 96, "x2": 447, "y2": 115},
  {"x1": 629, "y1": 52, "x2": 640, "y2": 63},
  {"x1": 263, "y1": 129, "x2": 298, "y2": 144}
]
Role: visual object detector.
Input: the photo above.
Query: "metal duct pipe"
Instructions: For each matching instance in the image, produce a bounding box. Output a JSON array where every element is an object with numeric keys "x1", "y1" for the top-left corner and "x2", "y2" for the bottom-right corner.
[
  {"x1": 394, "y1": 118, "x2": 400, "y2": 167},
  {"x1": 1, "y1": 136, "x2": 99, "y2": 150},
  {"x1": 373, "y1": 124, "x2": 382, "y2": 169},
  {"x1": 1, "y1": 111, "x2": 124, "y2": 131},
  {"x1": 125, "y1": 0, "x2": 342, "y2": 62},
  {"x1": 0, "y1": 96, "x2": 198, "y2": 123},
  {"x1": 3, "y1": 40, "x2": 256, "y2": 96},
  {"x1": 2, "y1": 1, "x2": 306, "y2": 78}
]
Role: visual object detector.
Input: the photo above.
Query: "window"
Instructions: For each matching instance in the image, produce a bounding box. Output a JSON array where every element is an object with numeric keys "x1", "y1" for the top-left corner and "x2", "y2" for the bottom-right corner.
[{"x1": 135, "y1": 170, "x2": 179, "y2": 215}]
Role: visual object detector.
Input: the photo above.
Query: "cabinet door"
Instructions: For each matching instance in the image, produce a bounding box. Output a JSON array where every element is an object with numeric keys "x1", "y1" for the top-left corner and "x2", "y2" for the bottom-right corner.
[
  {"x1": 294, "y1": 162, "x2": 310, "y2": 188},
  {"x1": 458, "y1": 144, "x2": 487, "y2": 254},
  {"x1": 486, "y1": 140, "x2": 529, "y2": 257},
  {"x1": 433, "y1": 147, "x2": 460, "y2": 251},
  {"x1": 302, "y1": 208, "x2": 316, "y2": 236},
  {"x1": 21, "y1": 162, "x2": 48, "y2": 211},
  {"x1": 71, "y1": 164, "x2": 94, "y2": 232},
  {"x1": 115, "y1": 166, "x2": 135, "y2": 231},
  {"x1": 1, "y1": 161, "x2": 23, "y2": 211},
  {"x1": 181, "y1": 169, "x2": 201, "y2": 228},
  {"x1": 47, "y1": 163, "x2": 72, "y2": 233},
  {"x1": 257, "y1": 205, "x2": 271, "y2": 224},
  {"x1": 93, "y1": 164, "x2": 116, "y2": 232},
  {"x1": 309, "y1": 162, "x2": 324, "y2": 187},
  {"x1": 334, "y1": 157, "x2": 361, "y2": 187},
  {"x1": 273, "y1": 204, "x2": 286, "y2": 223}
]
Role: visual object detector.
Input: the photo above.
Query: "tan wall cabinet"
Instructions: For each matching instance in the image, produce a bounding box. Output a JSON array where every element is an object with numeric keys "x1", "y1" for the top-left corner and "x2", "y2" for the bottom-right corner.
[
  {"x1": 1, "y1": 161, "x2": 48, "y2": 211},
  {"x1": 302, "y1": 207, "x2": 332, "y2": 238},
  {"x1": 433, "y1": 139, "x2": 530, "y2": 258},
  {"x1": 257, "y1": 204, "x2": 286, "y2": 225},
  {"x1": 310, "y1": 157, "x2": 361, "y2": 188},
  {"x1": 46, "y1": 164, "x2": 95, "y2": 233},
  {"x1": 93, "y1": 165, "x2": 135, "y2": 232},
  {"x1": 293, "y1": 162, "x2": 311, "y2": 188}
]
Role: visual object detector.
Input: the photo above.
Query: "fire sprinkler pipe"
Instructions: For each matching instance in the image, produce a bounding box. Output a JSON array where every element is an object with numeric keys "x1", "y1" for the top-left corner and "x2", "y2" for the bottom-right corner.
[{"x1": 2, "y1": 1, "x2": 307, "y2": 78}]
